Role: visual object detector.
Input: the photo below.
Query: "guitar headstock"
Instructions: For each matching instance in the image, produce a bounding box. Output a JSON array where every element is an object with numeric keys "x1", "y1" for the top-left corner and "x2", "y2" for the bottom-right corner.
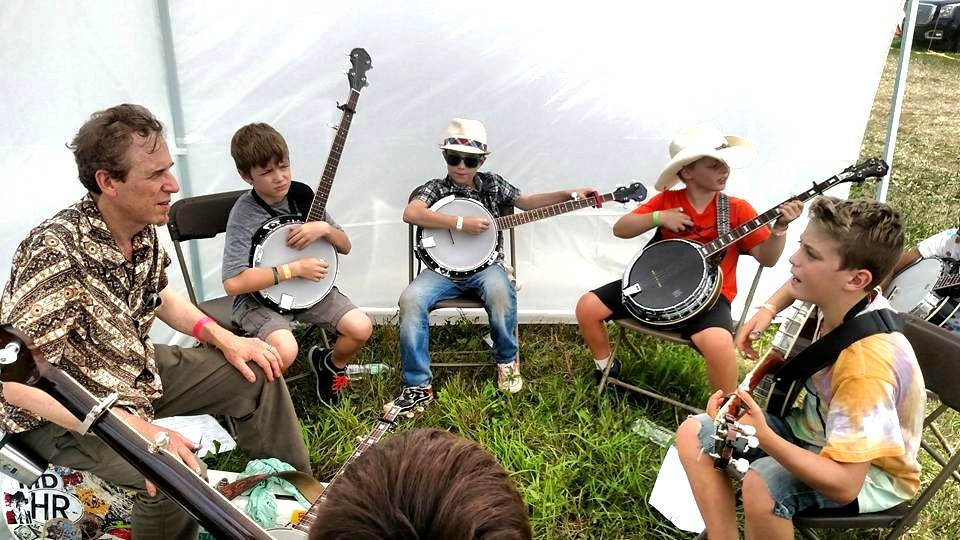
[
  {"x1": 838, "y1": 157, "x2": 889, "y2": 185},
  {"x1": 382, "y1": 389, "x2": 431, "y2": 422},
  {"x1": 347, "y1": 48, "x2": 372, "y2": 93},
  {"x1": 612, "y1": 182, "x2": 648, "y2": 204},
  {"x1": 0, "y1": 325, "x2": 43, "y2": 386}
]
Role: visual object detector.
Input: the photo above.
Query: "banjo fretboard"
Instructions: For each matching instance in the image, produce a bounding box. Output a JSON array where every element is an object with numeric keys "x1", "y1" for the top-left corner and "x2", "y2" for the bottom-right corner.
[
  {"x1": 307, "y1": 89, "x2": 360, "y2": 223},
  {"x1": 495, "y1": 193, "x2": 616, "y2": 230},
  {"x1": 698, "y1": 159, "x2": 886, "y2": 259}
]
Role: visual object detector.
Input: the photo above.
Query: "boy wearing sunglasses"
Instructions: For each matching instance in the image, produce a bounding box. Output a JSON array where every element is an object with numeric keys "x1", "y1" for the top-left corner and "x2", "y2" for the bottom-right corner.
[{"x1": 390, "y1": 118, "x2": 593, "y2": 408}]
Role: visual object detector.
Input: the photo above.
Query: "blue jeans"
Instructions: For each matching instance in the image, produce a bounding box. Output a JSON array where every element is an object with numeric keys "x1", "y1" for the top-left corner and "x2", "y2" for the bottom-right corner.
[{"x1": 398, "y1": 265, "x2": 518, "y2": 387}]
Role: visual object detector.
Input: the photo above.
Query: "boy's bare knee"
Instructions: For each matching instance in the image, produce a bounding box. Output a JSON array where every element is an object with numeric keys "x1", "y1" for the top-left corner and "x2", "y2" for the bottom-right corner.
[
  {"x1": 676, "y1": 418, "x2": 704, "y2": 455},
  {"x1": 575, "y1": 293, "x2": 602, "y2": 323},
  {"x1": 741, "y1": 471, "x2": 774, "y2": 516}
]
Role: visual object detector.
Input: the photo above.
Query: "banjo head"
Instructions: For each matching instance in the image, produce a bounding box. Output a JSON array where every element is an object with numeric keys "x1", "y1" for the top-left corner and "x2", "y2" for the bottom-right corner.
[
  {"x1": 622, "y1": 239, "x2": 720, "y2": 324},
  {"x1": 886, "y1": 258, "x2": 945, "y2": 315},
  {"x1": 417, "y1": 197, "x2": 499, "y2": 276},
  {"x1": 623, "y1": 239, "x2": 710, "y2": 310},
  {"x1": 251, "y1": 217, "x2": 340, "y2": 312}
]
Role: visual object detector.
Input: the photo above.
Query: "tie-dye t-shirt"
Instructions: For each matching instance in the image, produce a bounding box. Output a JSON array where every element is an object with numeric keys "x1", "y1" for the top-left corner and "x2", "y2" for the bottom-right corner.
[{"x1": 785, "y1": 296, "x2": 926, "y2": 511}]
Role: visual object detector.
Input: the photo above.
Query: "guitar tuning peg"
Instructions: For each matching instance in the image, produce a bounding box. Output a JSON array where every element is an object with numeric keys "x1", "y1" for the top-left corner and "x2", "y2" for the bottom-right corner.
[
  {"x1": 356, "y1": 435, "x2": 365, "y2": 443},
  {"x1": 744, "y1": 435, "x2": 760, "y2": 449},
  {"x1": 733, "y1": 458, "x2": 750, "y2": 475},
  {"x1": 342, "y1": 69, "x2": 349, "y2": 74},
  {"x1": 404, "y1": 411, "x2": 413, "y2": 418},
  {"x1": 328, "y1": 123, "x2": 338, "y2": 130},
  {"x1": 415, "y1": 406, "x2": 424, "y2": 413},
  {"x1": 345, "y1": 50, "x2": 351, "y2": 56}
]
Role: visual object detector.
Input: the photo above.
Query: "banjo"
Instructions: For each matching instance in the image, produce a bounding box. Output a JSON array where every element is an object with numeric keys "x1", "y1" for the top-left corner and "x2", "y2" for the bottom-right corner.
[
  {"x1": 621, "y1": 158, "x2": 889, "y2": 326},
  {"x1": 250, "y1": 48, "x2": 372, "y2": 312},
  {"x1": 415, "y1": 182, "x2": 648, "y2": 278},
  {"x1": 886, "y1": 258, "x2": 960, "y2": 328}
]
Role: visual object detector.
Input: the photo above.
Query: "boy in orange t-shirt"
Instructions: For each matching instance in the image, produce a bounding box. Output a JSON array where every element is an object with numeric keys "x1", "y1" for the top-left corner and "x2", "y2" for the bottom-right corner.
[{"x1": 576, "y1": 122, "x2": 803, "y2": 393}]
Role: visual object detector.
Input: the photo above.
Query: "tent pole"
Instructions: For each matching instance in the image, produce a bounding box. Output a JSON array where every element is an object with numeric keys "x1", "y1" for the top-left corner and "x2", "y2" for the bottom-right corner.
[
  {"x1": 156, "y1": 0, "x2": 205, "y2": 302},
  {"x1": 877, "y1": 0, "x2": 919, "y2": 203}
]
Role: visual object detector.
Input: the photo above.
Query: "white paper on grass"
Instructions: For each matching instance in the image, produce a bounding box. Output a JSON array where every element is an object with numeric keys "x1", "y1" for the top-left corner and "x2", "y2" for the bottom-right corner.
[
  {"x1": 153, "y1": 414, "x2": 237, "y2": 458},
  {"x1": 649, "y1": 444, "x2": 706, "y2": 534}
]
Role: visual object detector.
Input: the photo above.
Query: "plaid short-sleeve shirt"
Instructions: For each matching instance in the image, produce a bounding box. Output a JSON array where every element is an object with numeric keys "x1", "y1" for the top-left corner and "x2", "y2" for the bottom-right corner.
[{"x1": 0, "y1": 195, "x2": 168, "y2": 432}]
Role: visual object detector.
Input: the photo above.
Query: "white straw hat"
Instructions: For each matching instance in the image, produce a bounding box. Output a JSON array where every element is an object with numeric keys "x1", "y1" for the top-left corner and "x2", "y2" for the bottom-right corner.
[
  {"x1": 655, "y1": 122, "x2": 756, "y2": 191},
  {"x1": 439, "y1": 118, "x2": 489, "y2": 155}
]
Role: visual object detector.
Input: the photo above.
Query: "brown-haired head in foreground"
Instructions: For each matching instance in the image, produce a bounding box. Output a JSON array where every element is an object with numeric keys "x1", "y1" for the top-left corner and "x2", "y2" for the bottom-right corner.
[
  {"x1": 68, "y1": 104, "x2": 165, "y2": 194},
  {"x1": 309, "y1": 428, "x2": 531, "y2": 540},
  {"x1": 807, "y1": 196, "x2": 904, "y2": 289},
  {"x1": 230, "y1": 122, "x2": 289, "y2": 177}
]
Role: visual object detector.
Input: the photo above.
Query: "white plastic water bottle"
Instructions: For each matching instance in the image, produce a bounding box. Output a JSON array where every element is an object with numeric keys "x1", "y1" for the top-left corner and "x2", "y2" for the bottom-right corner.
[
  {"x1": 345, "y1": 363, "x2": 392, "y2": 377},
  {"x1": 631, "y1": 418, "x2": 675, "y2": 447}
]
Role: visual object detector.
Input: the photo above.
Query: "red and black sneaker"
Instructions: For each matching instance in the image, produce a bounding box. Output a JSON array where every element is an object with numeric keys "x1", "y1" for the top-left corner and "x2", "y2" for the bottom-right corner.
[{"x1": 308, "y1": 346, "x2": 348, "y2": 406}]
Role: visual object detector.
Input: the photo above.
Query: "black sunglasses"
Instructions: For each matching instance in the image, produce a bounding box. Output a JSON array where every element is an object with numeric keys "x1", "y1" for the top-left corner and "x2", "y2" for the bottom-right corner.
[{"x1": 443, "y1": 152, "x2": 483, "y2": 168}]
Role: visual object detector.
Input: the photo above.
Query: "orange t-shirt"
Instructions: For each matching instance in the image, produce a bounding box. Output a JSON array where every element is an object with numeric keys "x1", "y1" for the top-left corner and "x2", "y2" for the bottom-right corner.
[{"x1": 633, "y1": 189, "x2": 770, "y2": 302}]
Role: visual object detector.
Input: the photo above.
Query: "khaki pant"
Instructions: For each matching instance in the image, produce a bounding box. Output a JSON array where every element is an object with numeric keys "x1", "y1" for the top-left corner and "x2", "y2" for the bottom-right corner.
[{"x1": 12, "y1": 344, "x2": 311, "y2": 539}]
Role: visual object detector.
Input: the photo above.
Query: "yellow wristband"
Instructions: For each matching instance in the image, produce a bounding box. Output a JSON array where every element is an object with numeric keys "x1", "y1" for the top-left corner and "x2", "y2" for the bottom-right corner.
[
  {"x1": 282, "y1": 264, "x2": 292, "y2": 280},
  {"x1": 456, "y1": 215, "x2": 464, "y2": 231}
]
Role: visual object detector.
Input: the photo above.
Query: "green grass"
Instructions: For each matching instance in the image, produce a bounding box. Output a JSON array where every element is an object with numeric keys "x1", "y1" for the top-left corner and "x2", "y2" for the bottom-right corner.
[{"x1": 208, "y1": 45, "x2": 960, "y2": 539}]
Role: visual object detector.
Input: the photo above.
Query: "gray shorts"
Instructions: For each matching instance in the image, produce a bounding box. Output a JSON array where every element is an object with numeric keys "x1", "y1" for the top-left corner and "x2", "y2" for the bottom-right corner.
[{"x1": 232, "y1": 286, "x2": 357, "y2": 340}]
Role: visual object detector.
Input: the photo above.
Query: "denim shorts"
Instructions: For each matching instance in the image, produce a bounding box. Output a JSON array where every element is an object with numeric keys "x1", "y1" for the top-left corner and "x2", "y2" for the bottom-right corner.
[{"x1": 692, "y1": 413, "x2": 855, "y2": 519}]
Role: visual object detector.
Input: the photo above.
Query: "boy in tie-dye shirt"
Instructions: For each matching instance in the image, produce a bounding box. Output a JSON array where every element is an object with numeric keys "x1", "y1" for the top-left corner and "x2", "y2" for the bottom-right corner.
[{"x1": 676, "y1": 197, "x2": 925, "y2": 540}]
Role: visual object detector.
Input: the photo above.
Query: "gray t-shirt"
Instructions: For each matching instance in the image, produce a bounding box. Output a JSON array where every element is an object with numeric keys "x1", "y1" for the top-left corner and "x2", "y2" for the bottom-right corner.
[{"x1": 222, "y1": 189, "x2": 340, "y2": 306}]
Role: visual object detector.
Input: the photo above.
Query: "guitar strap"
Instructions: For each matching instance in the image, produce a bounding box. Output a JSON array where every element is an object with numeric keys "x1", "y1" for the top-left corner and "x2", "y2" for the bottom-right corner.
[
  {"x1": 708, "y1": 193, "x2": 731, "y2": 265},
  {"x1": 772, "y1": 305, "x2": 903, "y2": 388},
  {"x1": 250, "y1": 181, "x2": 314, "y2": 221}
]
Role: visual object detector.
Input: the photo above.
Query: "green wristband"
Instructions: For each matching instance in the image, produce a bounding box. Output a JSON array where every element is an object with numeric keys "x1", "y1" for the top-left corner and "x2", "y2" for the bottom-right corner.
[
  {"x1": 651, "y1": 211, "x2": 661, "y2": 227},
  {"x1": 271, "y1": 267, "x2": 280, "y2": 285}
]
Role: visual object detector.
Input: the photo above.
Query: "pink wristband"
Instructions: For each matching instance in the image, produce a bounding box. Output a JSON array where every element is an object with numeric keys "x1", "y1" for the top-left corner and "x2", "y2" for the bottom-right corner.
[{"x1": 192, "y1": 315, "x2": 214, "y2": 342}]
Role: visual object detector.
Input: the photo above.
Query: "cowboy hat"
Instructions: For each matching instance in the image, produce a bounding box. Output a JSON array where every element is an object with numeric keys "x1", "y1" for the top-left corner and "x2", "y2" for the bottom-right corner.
[
  {"x1": 654, "y1": 122, "x2": 756, "y2": 191},
  {"x1": 439, "y1": 118, "x2": 489, "y2": 155}
]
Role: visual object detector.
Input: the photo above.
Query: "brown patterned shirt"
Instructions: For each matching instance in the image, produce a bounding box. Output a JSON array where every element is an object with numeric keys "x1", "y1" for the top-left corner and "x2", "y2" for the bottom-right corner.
[{"x1": 0, "y1": 195, "x2": 169, "y2": 432}]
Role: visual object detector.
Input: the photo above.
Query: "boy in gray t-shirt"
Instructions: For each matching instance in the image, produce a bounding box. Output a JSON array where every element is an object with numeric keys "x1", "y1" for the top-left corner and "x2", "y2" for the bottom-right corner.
[{"x1": 222, "y1": 123, "x2": 372, "y2": 405}]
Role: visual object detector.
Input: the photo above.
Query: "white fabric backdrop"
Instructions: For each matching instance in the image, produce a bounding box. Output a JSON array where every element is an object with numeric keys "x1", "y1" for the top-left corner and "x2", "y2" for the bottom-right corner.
[{"x1": 0, "y1": 0, "x2": 903, "y2": 345}]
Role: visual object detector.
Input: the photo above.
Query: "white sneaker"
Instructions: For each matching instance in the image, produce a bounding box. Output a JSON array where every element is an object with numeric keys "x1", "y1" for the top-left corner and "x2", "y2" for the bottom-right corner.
[{"x1": 497, "y1": 360, "x2": 523, "y2": 393}]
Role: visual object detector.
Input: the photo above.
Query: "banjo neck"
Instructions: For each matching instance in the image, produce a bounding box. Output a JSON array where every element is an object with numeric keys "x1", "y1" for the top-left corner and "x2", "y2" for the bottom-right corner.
[
  {"x1": 698, "y1": 158, "x2": 888, "y2": 259},
  {"x1": 306, "y1": 89, "x2": 360, "y2": 223},
  {"x1": 934, "y1": 271, "x2": 960, "y2": 292},
  {"x1": 494, "y1": 192, "x2": 615, "y2": 230},
  {"x1": 0, "y1": 326, "x2": 273, "y2": 540},
  {"x1": 304, "y1": 47, "x2": 372, "y2": 223},
  {"x1": 291, "y1": 407, "x2": 402, "y2": 532}
]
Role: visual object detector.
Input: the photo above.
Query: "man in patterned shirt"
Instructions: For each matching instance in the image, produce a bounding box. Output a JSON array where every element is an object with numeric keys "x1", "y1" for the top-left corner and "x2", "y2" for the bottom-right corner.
[
  {"x1": 680, "y1": 197, "x2": 925, "y2": 540},
  {"x1": 388, "y1": 118, "x2": 593, "y2": 409},
  {"x1": 0, "y1": 104, "x2": 310, "y2": 539}
]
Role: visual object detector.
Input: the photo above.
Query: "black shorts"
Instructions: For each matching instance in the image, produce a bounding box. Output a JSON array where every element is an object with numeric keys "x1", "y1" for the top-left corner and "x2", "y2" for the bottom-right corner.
[{"x1": 590, "y1": 280, "x2": 733, "y2": 340}]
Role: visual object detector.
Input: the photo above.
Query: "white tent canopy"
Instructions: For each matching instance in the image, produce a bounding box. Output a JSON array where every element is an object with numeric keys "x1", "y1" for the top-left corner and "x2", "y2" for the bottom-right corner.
[{"x1": 0, "y1": 0, "x2": 903, "y2": 345}]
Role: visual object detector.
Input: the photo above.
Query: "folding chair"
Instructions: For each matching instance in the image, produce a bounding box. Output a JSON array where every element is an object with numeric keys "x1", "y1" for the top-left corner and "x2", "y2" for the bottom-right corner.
[
  {"x1": 406, "y1": 205, "x2": 519, "y2": 368},
  {"x1": 166, "y1": 190, "x2": 329, "y2": 384},
  {"x1": 597, "y1": 264, "x2": 766, "y2": 413},
  {"x1": 792, "y1": 314, "x2": 960, "y2": 539}
]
